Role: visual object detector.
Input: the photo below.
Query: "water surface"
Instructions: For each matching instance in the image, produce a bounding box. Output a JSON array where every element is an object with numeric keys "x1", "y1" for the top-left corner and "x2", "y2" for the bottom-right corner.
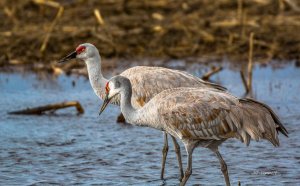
[{"x1": 0, "y1": 62, "x2": 299, "y2": 185}]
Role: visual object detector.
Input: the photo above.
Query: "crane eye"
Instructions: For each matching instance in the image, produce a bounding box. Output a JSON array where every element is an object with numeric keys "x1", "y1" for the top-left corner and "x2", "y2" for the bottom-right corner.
[
  {"x1": 76, "y1": 46, "x2": 86, "y2": 54},
  {"x1": 114, "y1": 81, "x2": 120, "y2": 88}
]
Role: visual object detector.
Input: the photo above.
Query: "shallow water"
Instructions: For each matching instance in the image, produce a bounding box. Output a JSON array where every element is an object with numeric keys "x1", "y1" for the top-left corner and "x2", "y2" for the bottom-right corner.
[{"x1": 0, "y1": 62, "x2": 299, "y2": 185}]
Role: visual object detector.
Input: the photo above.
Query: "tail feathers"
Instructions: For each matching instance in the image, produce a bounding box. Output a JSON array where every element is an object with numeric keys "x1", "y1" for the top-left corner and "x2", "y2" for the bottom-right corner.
[
  {"x1": 239, "y1": 98, "x2": 288, "y2": 147},
  {"x1": 241, "y1": 98, "x2": 288, "y2": 137}
]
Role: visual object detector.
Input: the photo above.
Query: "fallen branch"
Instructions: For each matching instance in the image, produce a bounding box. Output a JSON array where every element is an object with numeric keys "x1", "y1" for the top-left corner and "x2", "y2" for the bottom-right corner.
[
  {"x1": 240, "y1": 70, "x2": 249, "y2": 93},
  {"x1": 202, "y1": 66, "x2": 223, "y2": 80},
  {"x1": 8, "y1": 101, "x2": 84, "y2": 115}
]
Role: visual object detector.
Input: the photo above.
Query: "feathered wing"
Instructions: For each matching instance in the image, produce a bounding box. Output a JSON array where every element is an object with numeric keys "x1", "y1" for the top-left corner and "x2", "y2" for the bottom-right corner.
[
  {"x1": 153, "y1": 88, "x2": 287, "y2": 146},
  {"x1": 121, "y1": 66, "x2": 226, "y2": 108},
  {"x1": 176, "y1": 69, "x2": 227, "y2": 91}
]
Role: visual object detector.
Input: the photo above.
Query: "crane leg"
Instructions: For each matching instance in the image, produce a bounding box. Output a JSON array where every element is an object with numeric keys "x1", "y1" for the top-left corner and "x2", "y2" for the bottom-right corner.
[
  {"x1": 171, "y1": 136, "x2": 184, "y2": 181},
  {"x1": 180, "y1": 142, "x2": 195, "y2": 186},
  {"x1": 160, "y1": 132, "x2": 169, "y2": 180},
  {"x1": 214, "y1": 150, "x2": 231, "y2": 186}
]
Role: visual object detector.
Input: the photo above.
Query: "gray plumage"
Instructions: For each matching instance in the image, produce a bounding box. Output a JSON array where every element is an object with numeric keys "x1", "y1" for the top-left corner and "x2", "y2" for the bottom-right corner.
[
  {"x1": 76, "y1": 43, "x2": 226, "y2": 107},
  {"x1": 103, "y1": 75, "x2": 288, "y2": 186}
]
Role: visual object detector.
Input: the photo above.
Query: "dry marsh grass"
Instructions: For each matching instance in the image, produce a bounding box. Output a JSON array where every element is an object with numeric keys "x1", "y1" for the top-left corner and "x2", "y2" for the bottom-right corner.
[{"x1": 0, "y1": 0, "x2": 299, "y2": 69}]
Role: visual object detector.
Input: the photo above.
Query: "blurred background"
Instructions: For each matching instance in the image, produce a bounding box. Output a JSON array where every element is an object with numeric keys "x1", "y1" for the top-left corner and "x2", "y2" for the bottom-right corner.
[
  {"x1": 0, "y1": 0, "x2": 299, "y2": 185},
  {"x1": 1, "y1": 0, "x2": 300, "y2": 66}
]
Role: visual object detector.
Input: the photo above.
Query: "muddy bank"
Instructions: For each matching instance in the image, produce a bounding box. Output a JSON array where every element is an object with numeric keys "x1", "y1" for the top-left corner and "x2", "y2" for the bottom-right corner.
[{"x1": 0, "y1": 0, "x2": 300, "y2": 69}]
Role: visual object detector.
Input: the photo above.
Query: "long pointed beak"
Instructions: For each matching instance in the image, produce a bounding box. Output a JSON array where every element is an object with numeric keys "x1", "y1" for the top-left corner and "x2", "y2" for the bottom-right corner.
[
  {"x1": 99, "y1": 94, "x2": 111, "y2": 116},
  {"x1": 58, "y1": 51, "x2": 77, "y2": 63}
]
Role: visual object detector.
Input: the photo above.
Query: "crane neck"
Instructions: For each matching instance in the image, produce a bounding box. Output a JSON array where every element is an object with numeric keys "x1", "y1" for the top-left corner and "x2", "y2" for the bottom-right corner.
[
  {"x1": 118, "y1": 79, "x2": 161, "y2": 130},
  {"x1": 85, "y1": 54, "x2": 108, "y2": 98},
  {"x1": 120, "y1": 84, "x2": 137, "y2": 123},
  {"x1": 119, "y1": 85, "x2": 160, "y2": 129}
]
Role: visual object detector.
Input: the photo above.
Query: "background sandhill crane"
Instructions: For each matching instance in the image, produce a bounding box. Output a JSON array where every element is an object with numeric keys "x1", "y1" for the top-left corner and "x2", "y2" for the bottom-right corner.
[
  {"x1": 99, "y1": 75, "x2": 288, "y2": 186},
  {"x1": 58, "y1": 43, "x2": 227, "y2": 180}
]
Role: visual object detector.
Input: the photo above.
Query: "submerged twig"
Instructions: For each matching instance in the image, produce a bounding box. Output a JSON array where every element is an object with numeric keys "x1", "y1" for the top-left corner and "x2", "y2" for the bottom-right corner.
[
  {"x1": 240, "y1": 70, "x2": 249, "y2": 93},
  {"x1": 202, "y1": 66, "x2": 223, "y2": 80},
  {"x1": 8, "y1": 101, "x2": 84, "y2": 115}
]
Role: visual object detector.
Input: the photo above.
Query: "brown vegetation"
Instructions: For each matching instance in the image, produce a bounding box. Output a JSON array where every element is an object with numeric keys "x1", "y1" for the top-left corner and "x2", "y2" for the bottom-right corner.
[{"x1": 0, "y1": 0, "x2": 300, "y2": 69}]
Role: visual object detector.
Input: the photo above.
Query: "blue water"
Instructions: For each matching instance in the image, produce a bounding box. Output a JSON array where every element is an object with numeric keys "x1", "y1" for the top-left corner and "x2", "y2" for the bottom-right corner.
[{"x1": 0, "y1": 62, "x2": 299, "y2": 185}]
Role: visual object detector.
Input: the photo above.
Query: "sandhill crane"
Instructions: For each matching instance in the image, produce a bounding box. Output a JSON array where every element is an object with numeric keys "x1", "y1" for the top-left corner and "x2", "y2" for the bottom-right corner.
[
  {"x1": 99, "y1": 75, "x2": 288, "y2": 186},
  {"x1": 58, "y1": 43, "x2": 227, "y2": 180}
]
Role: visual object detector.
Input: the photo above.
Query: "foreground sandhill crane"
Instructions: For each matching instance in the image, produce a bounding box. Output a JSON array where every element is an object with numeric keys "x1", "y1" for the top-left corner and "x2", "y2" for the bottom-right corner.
[
  {"x1": 99, "y1": 75, "x2": 288, "y2": 186},
  {"x1": 58, "y1": 43, "x2": 227, "y2": 180}
]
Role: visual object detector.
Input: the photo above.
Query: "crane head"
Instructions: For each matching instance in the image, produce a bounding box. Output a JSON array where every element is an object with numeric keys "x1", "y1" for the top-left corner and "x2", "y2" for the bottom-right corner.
[
  {"x1": 99, "y1": 81, "x2": 117, "y2": 116},
  {"x1": 58, "y1": 43, "x2": 97, "y2": 63},
  {"x1": 99, "y1": 76, "x2": 129, "y2": 116}
]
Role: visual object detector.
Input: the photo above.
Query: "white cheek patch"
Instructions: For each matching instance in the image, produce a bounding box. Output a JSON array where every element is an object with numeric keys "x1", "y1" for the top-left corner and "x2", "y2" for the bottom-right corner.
[
  {"x1": 109, "y1": 82, "x2": 114, "y2": 90},
  {"x1": 108, "y1": 82, "x2": 119, "y2": 98},
  {"x1": 108, "y1": 81, "x2": 118, "y2": 98},
  {"x1": 77, "y1": 53, "x2": 85, "y2": 59}
]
